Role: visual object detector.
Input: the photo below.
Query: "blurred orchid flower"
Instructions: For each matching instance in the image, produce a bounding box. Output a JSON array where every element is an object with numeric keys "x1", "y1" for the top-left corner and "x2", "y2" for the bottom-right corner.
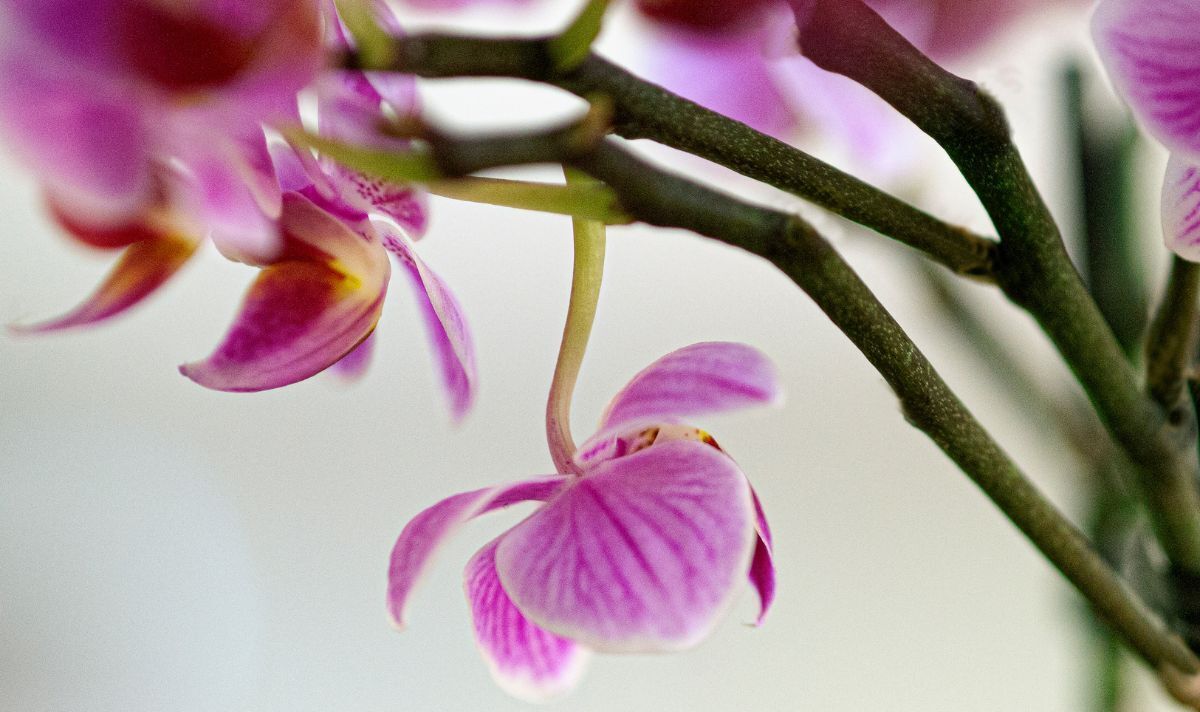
[
  {"x1": 630, "y1": 0, "x2": 1082, "y2": 171},
  {"x1": 387, "y1": 342, "x2": 779, "y2": 700},
  {"x1": 6, "y1": 0, "x2": 471, "y2": 412},
  {"x1": 0, "y1": 0, "x2": 323, "y2": 260},
  {"x1": 1092, "y1": 0, "x2": 1200, "y2": 261},
  {"x1": 2, "y1": 0, "x2": 323, "y2": 331}
]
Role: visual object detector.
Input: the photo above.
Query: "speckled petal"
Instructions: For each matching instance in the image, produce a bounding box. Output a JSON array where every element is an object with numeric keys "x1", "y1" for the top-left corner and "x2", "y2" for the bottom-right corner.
[
  {"x1": 383, "y1": 229, "x2": 476, "y2": 421},
  {"x1": 465, "y1": 539, "x2": 589, "y2": 701},
  {"x1": 387, "y1": 476, "x2": 570, "y2": 628},
  {"x1": 496, "y1": 441, "x2": 756, "y2": 653},
  {"x1": 1163, "y1": 156, "x2": 1200, "y2": 262},
  {"x1": 11, "y1": 234, "x2": 198, "y2": 332},
  {"x1": 1093, "y1": 0, "x2": 1200, "y2": 155},
  {"x1": 179, "y1": 193, "x2": 389, "y2": 391},
  {"x1": 343, "y1": 172, "x2": 428, "y2": 237}
]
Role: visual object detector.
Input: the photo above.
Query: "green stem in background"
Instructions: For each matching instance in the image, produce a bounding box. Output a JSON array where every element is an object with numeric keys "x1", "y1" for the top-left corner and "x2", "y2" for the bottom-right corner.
[
  {"x1": 545, "y1": 168, "x2": 607, "y2": 475},
  {"x1": 1064, "y1": 64, "x2": 1145, "y2": 359},
  {"x1": 1065, "y1": 61, "x2": 1152, "y2": 710},
  {"x1": 922, "y1": 261, "x2": 1067, "y2": 431}
]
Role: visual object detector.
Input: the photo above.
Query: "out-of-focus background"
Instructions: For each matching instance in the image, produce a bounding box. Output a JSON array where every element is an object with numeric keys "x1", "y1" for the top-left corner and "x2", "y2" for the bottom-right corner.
[{"x1": 0, "y1": 2, "x2": 1182, "y2": 710}]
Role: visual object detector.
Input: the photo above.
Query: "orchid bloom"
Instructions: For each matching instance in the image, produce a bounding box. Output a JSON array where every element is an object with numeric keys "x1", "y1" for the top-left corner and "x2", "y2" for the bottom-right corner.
[
  {"x1": 0, "y1": 0, "x2": 323, "y2": 256},
  {"x1": 178, "y1": 142, "x2": 473, "y2": 414},
  {"x1": 180, "y1": 61, "x2": 474, "y2": 413},
  {"x1": 387, "y1": 342, "x2": 779, "y2": 699},
  {"x1": 1093, "y1": 0, "x2": 1200, "y2": 262},
  {"x1": 7, "y1": 0, "x2": 471, "y2": 411},
  {"x1": 1, "y1": 0, "x2": 323, "y2": 330}
]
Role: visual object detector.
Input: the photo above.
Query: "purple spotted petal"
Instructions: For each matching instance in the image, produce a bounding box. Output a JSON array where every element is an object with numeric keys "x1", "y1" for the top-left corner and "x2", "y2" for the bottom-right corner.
[
  {"x1": 465, "y1": 539, "x2": 589, "y2": 701},
  {"x1": 1163, "y1": 156, "x2": 1200, "y2": 262},
  {"x1": 495, "y1": 440, "x2": 757, "y2": 652},
  {"x1": 600, "y1": 341, "x2": 782, "y2": 432},
  {"x1": 382, "y1": 229, "x2": 476, "y2": 421},
  {"x1": 179, "y1": 193, "x2": 390, "y2": 392},
  {"x1": 342, "y1": 172, "x2": 428, "y2": 237},
  {"x1": 11, "y1": 234, "x2": 198, "y2": 332},
  {"x1": 387, "y1": 476, "x2": 570, "y2": 628},
  {"x1": 748, "y1": 486, "x2": 775, "y2": 625},
  {"x1": 1093, "y1": 0, "x2": 1200, "y2": 156}
]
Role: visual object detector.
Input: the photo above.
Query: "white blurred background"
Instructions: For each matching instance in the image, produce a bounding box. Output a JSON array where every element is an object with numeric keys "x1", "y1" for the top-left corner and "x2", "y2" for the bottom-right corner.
[{"x1": 0, "y1": 2, "x2": 1184, "y2": 710}]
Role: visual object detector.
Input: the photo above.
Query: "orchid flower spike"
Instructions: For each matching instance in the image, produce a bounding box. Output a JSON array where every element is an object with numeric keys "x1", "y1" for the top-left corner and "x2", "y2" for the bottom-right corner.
[
  {"x1": 1093, "y1": 0, "x2": 1200, "y2": 262},
  {"x1": 387, "y1": 342, "x2": 781, "y2": 700}
]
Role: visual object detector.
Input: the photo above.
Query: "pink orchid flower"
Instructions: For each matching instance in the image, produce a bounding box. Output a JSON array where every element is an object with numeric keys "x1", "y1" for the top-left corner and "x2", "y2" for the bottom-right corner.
[
  {"x1": 2, "y1": 0, "x2": 323, "y2": 330},
  {"x1": 177, "y1": 142, "x2": 474, "y2": 415},
  {"x1": 387, "y1": 342, "x2": 779, "y2": 699},
  {"x1": 0, "y1": 0, "x2": 323, "y2": 258},
  {"x1": 179, "y1": 81, "x2": 474, "y2": 415},
  {"x1": 9, "y1": 1, "x2": 472, "y2": 412},
  {"x1": 1092, "y1": 0, "x2": 1200, "y2": 261}
]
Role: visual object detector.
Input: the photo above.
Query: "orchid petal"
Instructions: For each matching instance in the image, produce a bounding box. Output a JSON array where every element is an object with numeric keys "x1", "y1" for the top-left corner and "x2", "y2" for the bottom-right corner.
[
  {"x1": 383, "y1": 229, "x2": 476, "y2": 421},
  {"x1": 331, "y1": 330, "x2": 376, "y2": 380},
  {"x1": 12, "y1": 234, "x2": 198, "y2": 333},
  {"x1": 179, "y1": 193, "x2": 389, "y2": 392},
  {"x1": 495, "y1": 441, "x2": 757, "y2": 653},
  {"x1": 748, "y1": 486, "x2": 775, "y2": 625},
  {"x1": 270, "y1": 141, "x2": 317, "y2": 194},
  {"x1": 598, "y1": 341, "x2": 782, "y2": 433},
  {"x1": 1163, "y1": 156, "x2": 1200, "y2": 262},
  {"x1": 1093, "y1": 0, "x2": 1200, "y2": 156},
  {"x1": 237, "y1": 131, "x2": 283, "y2": 220},
  {"x1": 631, "y1": 23, "x2": 796, "y2": 137},
  {"x1": 344, "y1": 172, "x2": 428, "y2": 237},
  {"x1": 316, "y1": 70, "x2": 391, "y2": 146},
  {"x1": 465, "y1": 539, "x2": 589, "y2": 702},
  {"x1": 387, "y1": 476, "x2": 571, "y2": 629},
  {"x1": 184, "y1": 147, "x2": 280, "y2": 265}
]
